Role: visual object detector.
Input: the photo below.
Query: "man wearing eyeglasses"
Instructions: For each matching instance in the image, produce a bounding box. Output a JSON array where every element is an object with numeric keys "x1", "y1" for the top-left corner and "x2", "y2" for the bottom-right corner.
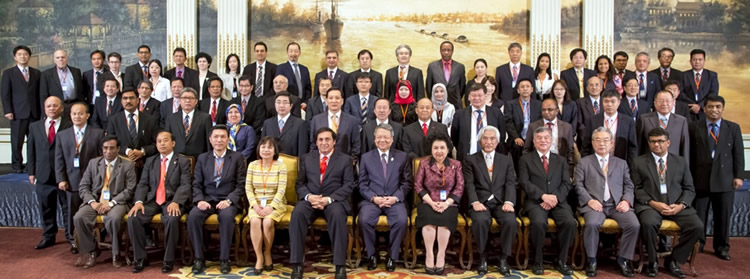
[{"x1": 524, "y1": 98, "x2": 575, "y2": 176}]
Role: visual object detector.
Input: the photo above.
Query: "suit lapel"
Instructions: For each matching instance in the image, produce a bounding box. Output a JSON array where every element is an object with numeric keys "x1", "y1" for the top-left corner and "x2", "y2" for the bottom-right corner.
[
  {"x1": 490, "y1": 153, "x2": 500, "y2": 186},
  {"x1": 166, "y1": 155, "x2": 179, "y2": 182},
  {"x1": 531, "y1": 152, "x2": 547, "y2": 177},
  {"x1": 713, "y1": 121, "x2": 728, "y2": 162},
  {"x1": 646, "y1": 157, "x2": 661, "y2": 196}
]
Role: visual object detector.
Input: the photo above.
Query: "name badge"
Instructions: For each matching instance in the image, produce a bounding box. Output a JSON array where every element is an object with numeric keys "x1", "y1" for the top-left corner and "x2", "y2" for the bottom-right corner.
[
  {"x1": 711, "y1": 150, "x2": 715, "y2": 159},
  {"x1": 659, "y1": 183, "x2": 668, "y2": 195},
  {"x1": 232, "y1": 91, "x2": 238, "y2": 98},
  {"x1": 439, "y1": 190, "x2": 447, "y2": 201},
  {"x1": 94, "y1": 90, "x2": 100, "y2": 97},
  {"x1": 260, "y1": 198, "x2": 267, "y2": 207},
  {"x1": 102, "y1": 190, "x2": 110, "y2": 201},
  {"x1": 73, "y1": 157, "x2": 80, "y2": 168},
  {"x1": 214, "y1": 177, "x2": 221, "y2": 187},
  {"x1": 62, "y1": 85, "x2": 68, "y2": 92}
]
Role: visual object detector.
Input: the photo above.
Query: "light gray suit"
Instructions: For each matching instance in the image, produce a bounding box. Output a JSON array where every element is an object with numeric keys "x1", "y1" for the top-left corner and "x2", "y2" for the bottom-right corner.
[
  {"x1": 574, "y1": 154, "x2": 639, "y2": 260},
  {"x1": 636, "y1": 112, "x2": 690, "y2": 164}
]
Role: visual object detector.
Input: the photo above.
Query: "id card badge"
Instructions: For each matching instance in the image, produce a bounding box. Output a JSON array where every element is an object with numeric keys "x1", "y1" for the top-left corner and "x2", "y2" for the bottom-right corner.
[
  {"x1": 439, "y1": 190, "x2": 447, "y2": 201},
  {"x1": 102, "y1": 190, "x2": 111, "y2": 201},
  {"x1": 232, "y1": 91, "x2": 238, "y2": 98},
  {"x1": 94, "y1": 90, "x2": 100, "y2": 97},
  {"x1": 659, "y1": 184, "x2": 668, "y2": 195},
  {"x1": 260, "y1": 198, "x2": 267, "y2": 207},
  {"x1": 73, "y1": 157, "x2": 80, "y2": 168},
  {"x1": 62, "y1": 85, "x2": 68, "y2": 92}
]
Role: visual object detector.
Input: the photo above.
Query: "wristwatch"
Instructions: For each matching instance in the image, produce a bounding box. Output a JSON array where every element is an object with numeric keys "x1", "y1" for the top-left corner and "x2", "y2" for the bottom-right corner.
[
  {"x1": 108, "y1": 201, "x2": 115, "y2": 207},
  {"x1": 226, "y1": 199, "x2": 232, "y2": 205}
]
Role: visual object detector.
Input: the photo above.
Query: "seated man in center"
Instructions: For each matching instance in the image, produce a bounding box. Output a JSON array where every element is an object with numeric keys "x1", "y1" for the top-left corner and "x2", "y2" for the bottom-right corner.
[{"x1": 290, "y1": 127, "x2": 355, "y2": 279}]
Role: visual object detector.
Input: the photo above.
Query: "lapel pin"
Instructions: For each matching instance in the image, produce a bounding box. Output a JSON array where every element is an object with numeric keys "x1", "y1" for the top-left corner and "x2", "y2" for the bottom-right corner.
[{"x1": 390, "y1": 157, "x2": 394, "y2": 162}]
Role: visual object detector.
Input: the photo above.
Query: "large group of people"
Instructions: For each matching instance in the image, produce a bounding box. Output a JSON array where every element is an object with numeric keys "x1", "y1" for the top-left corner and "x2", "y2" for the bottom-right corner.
[{"x1": 1, "y1": 40, "x2": 744, "y2": 279}]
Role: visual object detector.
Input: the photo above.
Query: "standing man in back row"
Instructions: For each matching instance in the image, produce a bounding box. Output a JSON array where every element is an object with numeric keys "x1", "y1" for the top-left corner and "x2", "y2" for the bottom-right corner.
[
  {"x1": 243, "y1": 42, "x2": 277, "y2": 98},
  {"x1": 346, "y1": 49, "x2": 383, "y2": 98},
  {"x1": 496, "y1": 42, "x2": 535, "y2": 102},
  {"x1": 560, "y1": 48, "x2": 596, "y2": 101},
  {"x1": 426, "y1": 41, "x2": 465, "y2": 108},
  {"x1": 124, "y1": 45, "x2": 151, "y2": 91},
  {"x1": 2, "y1": 45, "x2": 41, "y2": 173},
  {"x1": 275, "y1": 42, "x2": 312, "y2": 103},
  {"x1": 384, "y1": 44, "x2": 424, "y2": 101}
]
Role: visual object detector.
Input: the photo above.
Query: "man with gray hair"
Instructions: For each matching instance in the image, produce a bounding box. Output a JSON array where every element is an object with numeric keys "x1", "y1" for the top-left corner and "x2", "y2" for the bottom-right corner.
[
  {"x1": 575, "y1": 126, "x2": 639, "y2": 277},
  {"x1": 464, "y1": 125, "x2": 517, "y2": 276},
  {"x1": 496, "y1": 42, "x2": 535, "y2": 101},
  {"x1": 384, "y1": 44, "x2": 424, "y2": 101},
  {"x1": 357, "y1": 123, "x2": 412, "y2": 271},
  {"x1": 624, "y1": 52, "x2": 661, "y2": 104},
  {"x1": 164, "y1": 87, "x2": 212, "y2": 157},
  {"x1": 40, "y1": 49, "x2": 85, "y2": 112}
]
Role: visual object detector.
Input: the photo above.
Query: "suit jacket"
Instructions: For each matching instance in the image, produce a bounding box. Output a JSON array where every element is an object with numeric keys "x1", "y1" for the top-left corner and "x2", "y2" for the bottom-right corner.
[
  {"x1": 135, "y1": 153, "x2": 192, "y2": 206},
  {"x1": 495, "y1": 63, "x2": 536, "y2": 101},
  {"x1": 305, "y1": 96, "x2": 326, "y2": 121},
  {"x1": 165, "y1": 110, "x2": 213, "y2": 158},
  {"x1": 636, "y1": 112, "x2": 690, "y2": 161},
  {"x1": 623, "y1": 71, "x2": 661, "y2": 105},
  {"x1": 242, "y1": 61, "x2": 277, "y2": 97},
  {"x1": 261, "y1": 115, "x2": 309, "y2": 156},
  {"x1": 575, "y1": 96, "x2": 602, "y2": 146},
  {"x1": 618, "y1": 97, "x2": 651, "y2": 123},
  {"x1": 518, "y1": 151, "x2": 572, "y2": 212},
  {"x1": 82, "y1": 68, "x2": 107, "y2": 104},
  {"x1": 631, "y1": 153, "x2": 695, "y2": 214},
  {"x1": 346, "y1": 69, "x2": 383, "y2": 98},
  {"x1": 263, "y1": 93, "x2": 302, "y2": 119},
  {"x1": 123, "y1": 62, "x2": 147, "y2": 91},
  {"x1": 231, "y1": 95, "x2": 265, "y2": 136},
  {"x1": 558, "y1": 101, "x2": 579, "y2": 135},
  {"x1": 296, "y1": 150, "x2": 355, "y2": 212},
  {"x1": 28, "y1": 118, "x2": 72, "y2": 185},
  {"x1": 402, "y1": 120, "x2": 449, "y2": 159},
  {"x1": 358, "y1": 149, "x2": 411, "y2": 203},
  {"x1": 581, "y1": 113, "x2": 638, "y2": 165},
  {"x1": 560, "y1": 67, "x2": 596, "y2": 100},
  {"x1": 679, "y1": 69, "x2": 718, "y2": 111},
  {"x1": 524, "y1": 119, "x2": 575, "y2": 170},
  {"x1": 649, "y1": 67, "x2": 682, "y2": 89},
  {"x1": 361, "y1": 120, "x2": 403, "y2": 154},
  {"x1": 504, "y1": 98, "x2": 542, "y2": 141},
  {"x1": 426, "y1": 60, "x2": 466, "y2": 107},
  {"x1": 78, "y1": 156, "x2": 137, "y2": 205},
  {"x1": 107, "y1": 111, "x2": 158, "y2": 158},
  {"x1": 463, "y1": 151, "x2": 517, "y2": 206},
  {"x1": 197, "y1": 71, "x2": 219, "y2": 100},
  {"x1": 384, "y1": 65, "x2": 425, "y2": 101},
  {"x1": 139, "y1": 98, "x2": 161, "y2": 123},
  {"x1": 673, "y1": 102, "x2": 692, "y2": 121},
  {"x1": 451, "y1": 106, "x2": 506, "y2": 161},
  {"x1": 343, "y1": 93, "x2": 378, "y2": 123},
  {"x1": 192, "y1": 150, "x2": 246, "y2": 205},
  {"x1": 198, "y1": 97, "x2": 230, "y2": 125},
  {"x1": 54, "y1": 126, "x2": 105, "y2": 192},
  {"x1": 689, "y1": 119, "x2": 744, "y2": 193},
  {"x1": 40, "y1": 65, "x2": 86, "y2": 105},
  {"x1": 276, "y1": 61, "x2": 312, "y2": 102},
  {"x1": 98, "y1": 70, "x2": 125, "y2": 92},
  {"x1": 575, "y1": 154, "x2": 634, "y2": 213},
  {"x1": 91, "y1": 96, "x2": 123, "y2": 129},
  {"x1": 2, "y1": 66, "x2": 41, "y2": 120},
  {"x1": 160, "y1": 97, "x2": 180, "y2": 128},
  {"x1": 309, "y1": 111, "x2": 361, "y2": 158},
  {"x1": 164, "y1": 66, "x2": 200, "y2": 92},
  {"x1": 314, "y1": 68, "x2": 349, "y2": 97}
]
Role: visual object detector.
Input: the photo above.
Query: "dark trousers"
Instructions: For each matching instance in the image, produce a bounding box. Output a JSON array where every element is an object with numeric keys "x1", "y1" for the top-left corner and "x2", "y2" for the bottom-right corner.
[
  {"x1": 526, "y1": 204, "x2": 576, "y2": 264},
  {"x1": 694, "y1": 190, "x2": 734, "y2": 252},
  {"x1": 358, "y1": 202, "x2": 407, "y2": 260},
  {"x1": 128, "y1": 201, "x2": 183, "y2": 261},
  {"x1": 638, "y1": 207, "x2": 704, "y2": 264},
  {"x1": 187, "y1": 202, "x2": 239, "y2": 260},
  {"x1": 289, "y1": 201, "x2": 349, "y2": 266},
  {"x1": 470, "y1": 204, "x2": 517, "y2": 257},
  {"x1": 36, "y1": 183, "x2": 69, "y2": 241},
  {"x1": 10, "y1": 118, "x2": 30, "y2": 171},
  {"x1": 64, "y1": 190, "x2": 82, "y2": 244}
]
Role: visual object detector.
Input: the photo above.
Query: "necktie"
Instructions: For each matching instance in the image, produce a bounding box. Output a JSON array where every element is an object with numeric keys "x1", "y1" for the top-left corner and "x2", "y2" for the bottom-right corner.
[
  {"x1": 142, "y1": 65, "x2": 148, "y2": 78},
  {"x1": 177, "y1": 69, "x2": 183, "y2": 78},
  {"x1": 542, "y1": 155, "x2": 549, "y2": 174},
  {"x1": 22, "y1": 68, "x2": 29, "y2": 82},
  {"x1": 694, "y1": 72, "x2": 701, "y2": 88},
  {"x1": 709, "y1": 123, "x2": 718, "y2": 157},
  {"x1": 662, "y1": 69, "x2": 669, "y2": 81},
  {"x1": 139, "y1": 101, "x2": 146, "y2": 112},
  {"x1": 443, "y1": 61, "x2": 451, "y2": 82},
  {"x1": 320, "y1": 155, "x2": 328, "y2": 183},
  {"x1": 485, "y1": 153, "x2": 493, "y2": 180},
  {"x1": 330, "y1": 114, "x2": 339, "y2": 133},
  {"x1": 521, "y1": 101, "x2": 529, "y2": 139},
  {"x1": 214, "y1": 157, "x2": 224, "y2": 185},
  {"x1": 107, "y1": 100, "x2": 113, "y2": 116},
  {"x1": 512, "y1": 65, "x2": 518, "y2": 83},
  {"x1": 476, "y1": 110, "x2": 484, "y2": 134},
  {"x1": 361, "y1": 97, "x2": 368, "y2": 123},
  {"x1": 658, "y1": 158, "x2": 668, "y2": 202},
  {"x1": 128, "y1": 113, "x2": 137, "y2": 139},
  {"x1": 183, "y1": 114, "x2": 190, "y2": 134},
  {"x1": 601, "y1": 157, "x2": 611, "y2": 201},
  {"x1": 422, "y1": 123, "x2": 428, "y2": 136},
  {"x1": 593, "y1": 100, "x2": 599, "y2": 114},
  {"x1": 293, "y1": 63, "x2": 303, "y2": 98},
  {"x1": 100, "y1": 163, "x2": 112, "y2": 203},
  {"x1": 322, "y1": 100, "x2": 328, "y2": 112},
  {"x1": 630, "y1": 99, "x2": 637, "y2": 113},
  {"x1": 278, "y1": 118, "x2": 285, "y2": 132},
  {"x1": 328, "y1": 70, "x2": 333, "y2": 80},
  {"x1": 47, "y1": 120, "x2": 56, "y2": 144},
  {"x1": 638, "y1": 73, "x2": 645, "y2": 91},
  {"x1": 576, "y1": 69, "x2": 584, "y2": 99},
  {"x1": 173, "y1": 99, "x2": 180, "y2": 113},
  {"x1": 381, "y1": 153, "x2": 388, "y2": 178},
  {"x1": 210, "y1": 100, "x2": 217, "y2": 123},
  {"x1": 75, "y1": 130, "x2": 83, "y2": 144},
  {"x1": 399, "y1": 66, "x2": 405, "y2": 80},
  {"x1": 256, "y1": 65, "x2": 264, "y2": 97},
  {"x1": 660, "y1": 117, "x2": 668, "y2": 128},
  {"x1": 156, "y1": 157, "x2": 167, "y2": 205},
  {"x1": 241, "y1": 99, "x2": 247, "y2": 112}
]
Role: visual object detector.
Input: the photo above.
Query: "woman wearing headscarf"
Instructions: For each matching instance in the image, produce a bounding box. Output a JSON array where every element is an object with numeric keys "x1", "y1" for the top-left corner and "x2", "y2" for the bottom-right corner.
[
  {"x1": 390, "y1": 80, "x2": 418, "y2": 126},
  {"x1": 226, "y1": 103, "x2": 256, "y2": 161},
  {"x1": 430, "y1": 83, "x2": 455, "y2": 132}
]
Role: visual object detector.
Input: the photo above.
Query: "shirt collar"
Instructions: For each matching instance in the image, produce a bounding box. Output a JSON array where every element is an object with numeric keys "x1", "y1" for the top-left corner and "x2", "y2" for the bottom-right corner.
[
  {"x1": 626, "y1": 96, "x2": 637, "y2": 102},
  {"x1": 636, "y1": 70, "x2": 647, "y2": 76},
  {"x1": 141, "y1": 97, "x2": 151, "y2": 104},
  {"x1": 660, "y1": 66, "x2": 671, "y2": 72},
  {"x1": 162, "y1": 151, "x2": 174, "y2": 162},
  {"x1": 278, "y1": 113, "x2": 291, "y2": 123},
  {"x1": 288, "y1": 60, "x2": 298, "y2": 66},
  {"x1": 443, "y1": 59, "x2": 452, "y2": 66},
  {"x1": 536, "y1": 149, "x2": 550, "y2": 159},
  {"x1": 213, "y1": 150, "x2": 227, "y2": 159},
  {"x1": 481, "y1": 150, "x2": 494, "y2": 160},
  {"x1": 359, "y1": 92, "x2": 370, "y2": 99},
  {"x1": 256, "y1": 60, "x2": 266, "y2": 68},
  {"x1": 125, "y1": 109, "x2": 139, "y2": 118},
  {"x1": 509, "y1": 61, "x2": 520, "y2": 68},
  {"x1": 651, "y1": 152, "x2": 668, "y2": 164},
  {"x1": 594, "y1": 153, "x2": 610, "y2": 163},
  {"x1": 17, "y1": 65, "x2": 28, "y2": 72},
  {"x1": 706, "y1": 118, "x2": 722, "y2": 127},
  {"x1": 75, "y1": 124, "x2": 87, "y2": 135},
  {"x1": 48, "y1": 117, "x2": 61, "y2": 125},
  {"x1": 105, "y1": 156, "x2": 118, "y2": 166},
  {"x1": 657, "y1": 112, "x2": 671, "y2": 121},
  {"x1": 378, "y1": 149, "x2": 389, "y2": 159},
  {"x1": 360, "y1": 68, "x2": 370, "y2": 73},
  {"x1": 319, "y1": 150, "x2": 333, "y2": 159},
  {"x1": 328, "y1": 110, "x2": 341, "y2": 119},
  {"x1": 472, "y1": 105, "x2": 487, "y2": 112},
  {"x1": 589, "y1": 96, "x2": 600, "y2": 104},
  {"x1": 605, "y1": 112, "x2": 618, "y2": 121},
  {"x1": 545, "y1": 118, "x2": 557, "y2": 125},
  {"x1": 693, "y1": 69, "x2": 704, "y2": 76},
  {"x1": 182, "y1": 109, "x2": 195, "y2": 118},
  {"x1": 418, "y1": 119, "x2": 431, "y2": 127},
  {"x1": 327, "y1": 67, "x2": 338, "y2": 73}
]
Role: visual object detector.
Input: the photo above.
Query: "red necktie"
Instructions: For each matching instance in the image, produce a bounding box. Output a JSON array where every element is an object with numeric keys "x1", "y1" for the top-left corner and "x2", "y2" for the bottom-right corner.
[
  {"x1": 211, "y1": 100, "x2": 217, "y2": 122},
  {"x1": 547, "y1": 122, "x2": 553, "y2": 131},
  {"x1": 47, "y1": 120, "x2": 56, "y2": 144},
  {"x1": 422, "y1": 123, "x2": 428, "y2": 136},
  {"x1": 140, "y1": 101, "x2": 146, "y2": 112},
  {"x1": 320, "y1": 155, "x2": 328, "y2": 183},
  {"x1": 241, "y1": 99, "x2": 247, "y2": 112},
  {"x1": 156, "y1": 157, "x2": 167, "y2": 205},
  {"x1": 542, "y1": 155, "x2": 549, "y2": 174},
  {"x1": 177, "y1": 69, "x2": 183, "y2": 78}
]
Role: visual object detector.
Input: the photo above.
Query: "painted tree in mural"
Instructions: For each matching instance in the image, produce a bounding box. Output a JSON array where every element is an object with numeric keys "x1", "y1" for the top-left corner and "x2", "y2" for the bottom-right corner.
[{"x1": 727, "y1": 0, "x2": 750, "y2": 33}]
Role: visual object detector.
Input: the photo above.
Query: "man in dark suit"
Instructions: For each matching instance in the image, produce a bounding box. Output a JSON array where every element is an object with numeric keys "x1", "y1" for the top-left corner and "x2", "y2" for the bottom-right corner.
[
  {"x1": 160, "y1": 78, "x2": 184, "y2": 128},
  {"x1": 136, "y1": 80, "x2": 161, "y2": 124},
  {"x1": 314, "y1": 50, "x2": 349, "y2": 97},
  {"x1": 623, "y1": 52, "x2": 661, "y2": 105},
  {"x1": 165, "y1": 88, "x2": 212, "y2": 158},
  {"x1": 54, "y1": 103, "x2": 104, "y2": 254},
  {"x1": 73, "y1": 135, "x2": 137, "y2": 268},
  {"x1": 680, "y1": 49, "x2": 718, "y2": 122},
  {"x1": 636, "y1": 91, "x2": 690, "y2": 162},
  {"x1": 164, "y1": 48, "x2": 200, "y2": 92},
  {"x1": 384, "y1": 44, "x2": 425, "y2": 101},
  {"x1": 575, "y1": 76, "x2": 603, "y2": 148},
  {"x1": 560, "y1": 48, "x2": 596, "y2": 100},
  {"x1": 361, "y1": 98, "x2": 403, "y2": 154},
  {"x1": 343, "y1": 73, "x2": 378, "y2": 125},
  {"x1": 123, "y1": 45, "x2": 151, "y2": 91},
  {"x1": 99, "y1": 52, "x2": 125, "y2": 93},
  {"x1": 345, "y1": 49, "x2": 383, "y2": 98},
  {"x1": 426, "y1": 41, "x2": 466, "y2": 107},
  {"x1": 358, "y1": 123, "x2": 411, "y2": 271},
  {"x1": 275, "y1": 42, "x2": 312, "y2": 102},
  {"x1": 689, "y1": 95, "x2": 744, "y2": 261},
  {"x1": 464, "y1": 126, "x2": 517, "y2": 276},
  {"x1": 242, "y1": 42, "x2": 276, "y2": 98},
  {"x1": 505, "y1": 79, "x2": 542, "y2": 164},
  {"x1": 107, "y1": 90, "x2": 158, "y2": 170},
  {"x1": 82, "y1": 50, "x2": 107, "y2": 106},
  {"x1": 40, "y1": 50, "x2": 85, "y2": 111},
  {"x1": 28, "y1": 96, "x2": 71, "y2": 250},
  {"x1": 310, "y1": 88, "x2": 361, "y2": 160},
  {"x1": 231, "y1": 76, "x2": 265, "y2": 136},
  {"x1": 650, "y1": 47, "x2": 682, "y2": 89},
  {"x1": 575, "y1": 127, "x2": 638, "y2": 277},
  {"x1": 525, "y1": 98, "x2": 575, "y2": 174},
  {"x1": 402, "y1": 98, "x2": 449, "y2": 159},
  {"x1": 451, "y1": 83, "x2": 506, "y2": 161},
  {"x1": 91, "y1": 78, "x2": 123, "y2": 129},
  {"x1": 305, "y1": 77, "x2": 330, "y2": 121},
  {"x1": 290, "y1": 127, "x2": 354, "y2": 279},
  {"x1": 261, "y1": 92, "x2": 309, "y2": 156},
  {"x1": 495, "y1": 42, "x2": 535, "y2": 101},
  {"x1": 128, "y1": 130, "x2": 192, "y2": 273},
  {"x1": 198, "y1": 77, "x2": 230, "y2": 125},
  {"x1": 664, "y1": 80, "x2": 693, "y2": 121},
  {"x1": 2, "y1": 45, "x2": 41, "y2": 172},
  {"x1": 619, "y1": 77, "x2": 651, "y2": 123},
  {"x1": 264, "y1": 75, "x2": 303, "y2": 118},
  {"x1": 613, "y1": 51, "x2": 635, "y2": 94},
  {"x1": 581, "y1": 90, "x2": 638, "y2": 165},
  {"x1": 187, "y1": 125, "x2": 246, "y2": 274},
  {"x1": 631, "y1": 127, "x2": 703, "y2": 278},
  {"x1": 518, "y1": 127, "x2": 575, "y2": 276}
]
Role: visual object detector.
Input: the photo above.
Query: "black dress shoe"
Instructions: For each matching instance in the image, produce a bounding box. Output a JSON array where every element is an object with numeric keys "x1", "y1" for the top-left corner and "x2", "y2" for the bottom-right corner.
[
  {"x1": 497, "y1": 259, "x2": 511, "y2": 276},
  {"x1": 646, "y1": 261, "x2": 658, "y2": 277},
  {"x1": 385, "y1": 257, "x2": 396, "y2": 272},
  {"x1": 192, "y1": 259, "x2": 206, "y2": 274},
  {"x1": 477, "y1": 257, "x2": 488, "y2": 275},
  {"x1": 618, "y1": 259, "x2": 634, "y2": 278},
  {"x1": 112, "y1": 254, "x2": 123, "y2": 268},
  {"x1": 220, "y1": 260, "x2": 231, "y2": 274},
  {"x1": 434, "y1": 266, "x2": 445, "y2": 275},
  {"x1": 367, "y1": 255, "x2": 378, "y2": 270},
  {"x1": 162, "y1": 261, "x2": 174, "y2": 273},
  {"x1": 248, "y1": 267, "x2": 262, "y2": 276},
  {"x1": 145, "y1": 237, "x2": 155, "y2": 248},
  {"x1": 556, "y1": 260, "x2": 573, "y2": 276},
  {"x1": 34, "y1": 239, "x2": 54, "y2": 249},
  {"x1": 290, "y1": 264, "x2": 303, "y2": 279},
  {"x1": 263, "y1": 264, "x2": 273, "y2": 271},
  {"x1": 664, "y1": 256, "x2": 686, "y2": 278},
  {"x1": 70, "y1": 244, "x2": 79, "y2": 254},
  {"x1": 585, "y1": 262, "x2": 597, "y2": 277},
  {"x1": 531, "y1": 263, "x2": 544, "y2": 275},
  {"x1": 335, "y1": 265, "x2": 347, "y2": 279},
  {"x1": 717, "y1": 250, "x2": 731, "y2": 261},
  {"x1": 132, "y1": 258, "x2": 149, "y2": 273}
]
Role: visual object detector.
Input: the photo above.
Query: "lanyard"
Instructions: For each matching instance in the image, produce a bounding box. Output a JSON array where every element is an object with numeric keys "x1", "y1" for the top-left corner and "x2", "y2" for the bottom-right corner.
[
  {"x1": 74, "y1": 131, "x2": 83, "y2": 155},
  {"x1": 400, "y1": 104, "x2": 409, "y2": 122},
  {"x1": 518, "y1": 98, "x2": 529, "y2": 119},
  {"x1": 709, "y1": 127, "x2": 718, "y2": 144},
  {"x1": 261, "y1": 161, "x2": 274, "y2": 189},
  {"x1": 658, "y1": 118, "x2": 668, "y2": 129},
  {"x1": 57, "y1": 67, "x2": 69, "y2": 83},
  {"x1": 604, "y1": 116, "x2": 618, "y2": 134},
  {"x1": 214, "y1": 157, "x2": 224, "y2": 177}
]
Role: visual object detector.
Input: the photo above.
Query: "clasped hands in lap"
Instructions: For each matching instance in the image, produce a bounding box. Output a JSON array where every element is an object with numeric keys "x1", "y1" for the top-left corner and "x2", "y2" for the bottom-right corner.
[
  {"x1": 307, "y1": 194, "x2": 332, "y2": 210},
  {"x1": 648, "y1": 200, "x2": 686, "y2": 216},
  {"x1": 586, "y1": 199, "x2": 630, "y2": 212},
  {"x1": 128, "y1": 202, "x2": 182, "y2": 217}
]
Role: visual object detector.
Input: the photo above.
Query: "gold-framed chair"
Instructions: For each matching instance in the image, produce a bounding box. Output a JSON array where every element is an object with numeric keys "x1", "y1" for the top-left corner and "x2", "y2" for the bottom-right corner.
[
  {"x1": 634, "y1": 220, "x2": 699, "y2": 276},
  {"x1": 352, "y1": 215, "x2": 411, "y2": 268},
  {"x1": 520, "y1": 216, "x2": 580, "y2": 270},
  {"x1": 464, "y1": 216, "x2": 525, "y2": 270},
  {"x1": 571, "y1": 216, "x2": 624, "y2": 270}
]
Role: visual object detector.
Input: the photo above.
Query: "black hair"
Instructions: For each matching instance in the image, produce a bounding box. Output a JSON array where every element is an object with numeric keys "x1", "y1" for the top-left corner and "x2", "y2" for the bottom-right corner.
[
  {"x1": 147, "y1": 59, "x2": 163, "y2": 77},
  {"x1": 170, "y1": 77, "x2": 184, "y2": 86},
  {"x1": 173, "y1": 47, "x2": 187, "y2": 56},
  {"x1": 156, "y1": 130, "x2": 176, "y2": 141},
  {"x1": 238, "y1": 75, "x2": 255, "y2": 86},
  {"x1": 13, "y1": 45, "x2": 31, "y2": 56},
  {"x1": 613, "y1": 51, "x2": 629, "y2": 60},
  {"x1": 254, "y1": 42, "x2": 268, "y2": 52},
  {"x1": 107, "y1": 52, "x2": 122, "y2": 62},
  {"x1": 657, "y1": 48, "x2": 674, "y2": 58},
  {"x1": 601, "y1": 89, "x2": 620, "y2": 99},
  {"x1": 195, "y1": 52, "x2": 212, "y2": 65},
  {"x1": 690, "y1": 49, "x2": 706, "y2": 59},
  {"x1": 90, "y1": 50, "x2": 106, "y2": 59},
  {"x1": 208, "y1": 76, "x2": 223, "y2": 88},
  {"x1": 256, "y1": 136, "x2": 280, "y2": 160},
  {"x1": 569, "y1": 48, "x2": 587, "y2": 60},
  {"x1": 315, "y1": 127, "x2": 337, "y2": 141},
  {"x1": 704, "y1": 95, "x2": 725, "y2": 107},
  {"x1": 326, "y1": 87, "x2": 343, "y2": 98},
  {"x1": 101, "y1": 135, "x2": 120, "y2": 148},
  {"x1": 357, "y1": 49, "x2": 373, "y2": 60},
  {"x1": 534, "y1": 53, "x2": 553, "y2": 77},
  {"x1": 138, "y1": 45, "x2": 151, "y2": 53},
  {"x1": 224, "y1": 53, "x2": 241, "y2": 74},
  {"x1": 210, "y1": 124, "x2": 230, "y2": 136},
  {"x1": 647, "y1": 127, "x2": 669, "y2": 140}
]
